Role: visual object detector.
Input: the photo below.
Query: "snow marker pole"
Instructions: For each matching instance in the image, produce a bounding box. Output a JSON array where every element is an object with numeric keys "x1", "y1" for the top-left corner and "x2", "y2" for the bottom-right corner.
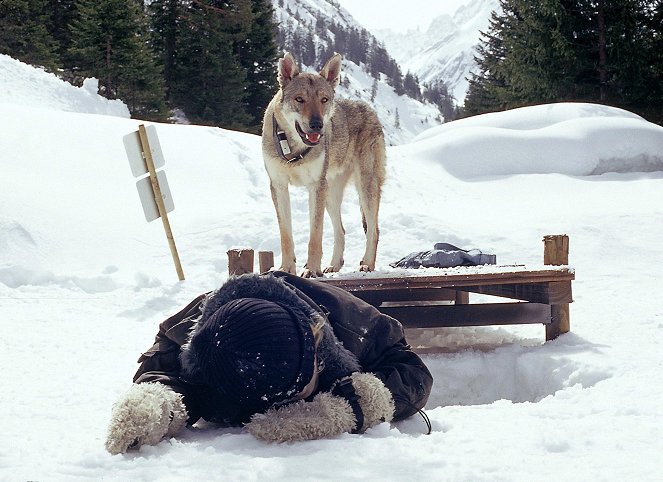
[{"x1": 138, "y1": 124, "x2": 185, "y2": 281}]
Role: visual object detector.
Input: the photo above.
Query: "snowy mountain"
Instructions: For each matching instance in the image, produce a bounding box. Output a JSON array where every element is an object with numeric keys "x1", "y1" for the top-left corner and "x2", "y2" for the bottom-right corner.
[
  {"x1": 272, "y1": 0, "x2": 443, "y2": 144},
  {"x1": 376, "y1": 0, "x2": 499, "y2": 104}
]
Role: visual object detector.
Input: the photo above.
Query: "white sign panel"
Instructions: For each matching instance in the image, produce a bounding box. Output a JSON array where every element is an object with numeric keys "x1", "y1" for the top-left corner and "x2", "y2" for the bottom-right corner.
[
  {"x1": 136, "y1": 170, "x2": 175, "y2": 222},
  {"x1": 123, "y1": 125, "x2": 166, "y2": 177}
]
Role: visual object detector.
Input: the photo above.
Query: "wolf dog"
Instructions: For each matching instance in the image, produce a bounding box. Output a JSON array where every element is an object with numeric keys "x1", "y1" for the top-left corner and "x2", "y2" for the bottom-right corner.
[{"x1": 262, "y1": 52, "x2": 386, "y2": 278}]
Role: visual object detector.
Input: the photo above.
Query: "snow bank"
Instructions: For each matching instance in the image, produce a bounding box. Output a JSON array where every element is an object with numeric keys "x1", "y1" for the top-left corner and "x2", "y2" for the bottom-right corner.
[
  {"x1": 0, "y1": 54, "x2": 130, "y2": 117},
  {"x1": 402, "y1": 102, "x2": 663, "y2": 178}
]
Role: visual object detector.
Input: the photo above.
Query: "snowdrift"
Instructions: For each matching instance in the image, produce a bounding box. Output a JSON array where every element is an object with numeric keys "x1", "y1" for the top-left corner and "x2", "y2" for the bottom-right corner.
[{"x1": 404, "y1": 103, "x2": 663, "y2": 178}]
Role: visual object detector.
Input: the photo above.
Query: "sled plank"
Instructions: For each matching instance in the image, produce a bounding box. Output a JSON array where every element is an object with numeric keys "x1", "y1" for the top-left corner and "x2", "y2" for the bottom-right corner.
[
  {"x1": 380, "y1": 302, "x2": 552, "y2": 328},
  {"x1": 323, "y1": 268, "x2": 574, "y2": 292},
  {"x1": 320, "y1": 235, "x2": 574, "y2": 341}
]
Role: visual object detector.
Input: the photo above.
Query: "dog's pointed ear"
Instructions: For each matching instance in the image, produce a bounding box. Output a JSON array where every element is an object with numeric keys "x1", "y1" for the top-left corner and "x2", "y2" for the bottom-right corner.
[
  {"x1": 278, "y1": 52, "x2": 300, "y2": 89},
  {"x1": 320, "y1": 53, "x2": 342, "y2": 89}
]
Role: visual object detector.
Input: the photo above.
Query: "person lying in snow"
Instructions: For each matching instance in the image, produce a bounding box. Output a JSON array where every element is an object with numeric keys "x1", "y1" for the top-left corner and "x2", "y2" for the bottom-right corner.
[{"x1": 105, "y1": 272, "x2": 433, "y2": 454}]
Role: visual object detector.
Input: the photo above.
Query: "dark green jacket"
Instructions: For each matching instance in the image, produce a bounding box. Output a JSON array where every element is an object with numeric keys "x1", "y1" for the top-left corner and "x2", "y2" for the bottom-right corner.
[{"x1": 133, "y1": 272, "x2": 433, "y2": 425}]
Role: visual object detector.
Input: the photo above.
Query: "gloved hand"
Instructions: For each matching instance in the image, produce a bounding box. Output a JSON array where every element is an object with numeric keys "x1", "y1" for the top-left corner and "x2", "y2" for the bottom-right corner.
[
  {"x1": 246, "y1": 372, "x2": 394, "y2": 443},
  {"x1": 105, "y1": 382, "x2": 188, "y2": 455}
]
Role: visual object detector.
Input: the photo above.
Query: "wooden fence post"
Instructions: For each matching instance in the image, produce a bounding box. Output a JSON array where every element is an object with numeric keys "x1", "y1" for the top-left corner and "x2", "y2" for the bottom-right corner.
[
  {"x1": 227, "y1": 249, "x2": 254, "y2": 275},
  {"x1": 258, "y1": 251, "x2": 274, "y2": 273},
  {"x1": 544, "y1": 235, "x2": 570, "y2": 340}
]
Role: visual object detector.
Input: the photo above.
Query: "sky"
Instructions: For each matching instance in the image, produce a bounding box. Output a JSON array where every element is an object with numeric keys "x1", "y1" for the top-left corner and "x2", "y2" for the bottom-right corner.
[
  {"x1": 335, "y1": 0, "x2": 472, "y2": 32},
  {"x1": 2, "y1": 53, "x2": 663, "y2": 481}
]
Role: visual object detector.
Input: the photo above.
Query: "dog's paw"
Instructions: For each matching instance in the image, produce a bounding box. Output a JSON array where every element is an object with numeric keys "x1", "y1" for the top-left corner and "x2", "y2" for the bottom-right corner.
[
  {"x1": 323, "y1": 265, "x2": 340, "y2": 274},
  {"x1": 300, "y1": 268, "x2": 323, "y2": 278},
  {"x1": 278, "y1": 264, "x2": 297, "y2": 274},
  {"x1": 358, "y1": 264, "x2": 374, "y2": 272}
]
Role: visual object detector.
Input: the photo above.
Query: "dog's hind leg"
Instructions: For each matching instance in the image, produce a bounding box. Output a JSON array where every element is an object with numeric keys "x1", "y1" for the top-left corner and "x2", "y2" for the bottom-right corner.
[
  {"x1": 323, "y1": 176, "x2": 347, "y2": 273},
  {"x1": 270, "y1": 181, "x2": 297, "y2": 274}
]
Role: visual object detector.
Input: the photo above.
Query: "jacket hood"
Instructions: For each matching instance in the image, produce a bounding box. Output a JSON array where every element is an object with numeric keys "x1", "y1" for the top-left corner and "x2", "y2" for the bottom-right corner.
[{"x1": 180, "y1": 273, "x2": 360, "y2": 393}]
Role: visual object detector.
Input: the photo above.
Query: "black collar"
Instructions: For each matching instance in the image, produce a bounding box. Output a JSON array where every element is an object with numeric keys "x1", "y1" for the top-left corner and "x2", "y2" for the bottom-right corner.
[{"x1": 272, "y1": 115, "x2": 312, "y2": 163}]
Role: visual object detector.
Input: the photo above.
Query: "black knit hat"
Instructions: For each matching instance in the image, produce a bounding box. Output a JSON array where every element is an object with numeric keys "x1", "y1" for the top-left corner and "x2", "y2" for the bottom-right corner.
[{"x1": 184, "y1": 297, "x2": 316, "y2": 411}]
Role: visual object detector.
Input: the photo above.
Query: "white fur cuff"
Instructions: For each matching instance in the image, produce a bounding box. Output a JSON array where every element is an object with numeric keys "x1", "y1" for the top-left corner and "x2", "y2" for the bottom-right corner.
[
  {"x1": 349, "y1": 372, "x2": 395, "y2": 431},
  {"x1": 245, "y1": 373, "x2": 395, "y2": 443},
  {"x1": 105, "y1": 382, "x2": 187, "y2": 455},
  {"x1": 246, "y1": 392, "x2": 355, "y2": 442}
]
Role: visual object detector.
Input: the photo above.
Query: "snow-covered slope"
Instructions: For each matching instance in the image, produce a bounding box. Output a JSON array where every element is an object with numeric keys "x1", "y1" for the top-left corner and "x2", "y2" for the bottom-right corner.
[
  {"x1": 333, "y1": 61, "x2": 441, "y2": 145},
  {"x1": 376, "y1": 0, "x2": 499, "y2": 103},
  {"x1": 0, "y1": 54, "x2": 130, "y2": 117},
  {"x1": 275, "y1": 0, "x2": 357, "y2": 30},
  {"x1": 3, "y1": 56, "x2": 663, "y2": 482}
]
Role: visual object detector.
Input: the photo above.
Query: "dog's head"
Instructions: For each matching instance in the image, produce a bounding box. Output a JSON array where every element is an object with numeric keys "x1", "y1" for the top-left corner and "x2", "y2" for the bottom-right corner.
[{"x1": 276, "y1": 52, "x2": 342, "y2": 146}]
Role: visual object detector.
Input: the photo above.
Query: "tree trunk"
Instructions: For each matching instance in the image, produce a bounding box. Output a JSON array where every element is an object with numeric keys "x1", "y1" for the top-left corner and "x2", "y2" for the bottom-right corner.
[
  {"x1": 106, "y1": 35, "x2": 113, "y2": 98},
  {"x1": 597, "y1": 0, "x2": 608, "y2": 102}
]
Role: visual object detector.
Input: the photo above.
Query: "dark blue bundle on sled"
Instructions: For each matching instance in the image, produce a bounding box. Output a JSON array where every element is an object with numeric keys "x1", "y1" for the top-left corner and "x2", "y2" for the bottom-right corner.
[{"x1": 390, "y1": 243, "x2": 497, "y2": 269}]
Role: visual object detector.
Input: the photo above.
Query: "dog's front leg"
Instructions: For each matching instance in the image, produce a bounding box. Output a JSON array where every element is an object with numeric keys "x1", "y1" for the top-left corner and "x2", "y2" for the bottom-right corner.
[
  {"x1": 323, "y1": 176, "x2": 346, "y2": 273},
  {"x1": 301, "y1": 182, "x2": 327, "y2": 278},
  {"x1": 270, "y1": 181, "x2": 297, "y2": 274}
]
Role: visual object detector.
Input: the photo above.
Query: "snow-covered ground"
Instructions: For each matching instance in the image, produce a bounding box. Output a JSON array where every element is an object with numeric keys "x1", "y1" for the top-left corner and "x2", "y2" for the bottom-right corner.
[{"x1": 2, "y1": 55, "x2": 663, "y2": 481}]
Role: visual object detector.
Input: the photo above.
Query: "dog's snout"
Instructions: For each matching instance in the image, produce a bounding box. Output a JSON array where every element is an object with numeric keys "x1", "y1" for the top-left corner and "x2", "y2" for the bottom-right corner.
[{"x1": 309, "y1": 117, "x2": 323, "y2": 132}]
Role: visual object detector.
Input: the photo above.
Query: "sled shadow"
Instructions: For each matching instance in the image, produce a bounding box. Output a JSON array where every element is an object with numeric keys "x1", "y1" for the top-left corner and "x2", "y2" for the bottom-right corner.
[{"x1": 409, "y1": 327, "x2": 611, "y2": 412}]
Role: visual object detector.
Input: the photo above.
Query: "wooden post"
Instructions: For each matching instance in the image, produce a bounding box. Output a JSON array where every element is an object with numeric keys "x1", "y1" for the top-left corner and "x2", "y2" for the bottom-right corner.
[
  {"x1": 544, "y1": 235, "x2": 570, "y2": 340},
  {"x1": 455, "y1": 290, "x2": 469, "y2": 305},
  {"x1": 227, "y1": 249, "x2": 254, "y2": 275},
  {"x1": 258, "y1": 251, "x2": 274, "y2": 273},
  {"x1": 138, "y1": 124, "x2": 184, "y2": 281},
  {"x1": 544, "y1": 234, "x2": 569, "y2": 266}
]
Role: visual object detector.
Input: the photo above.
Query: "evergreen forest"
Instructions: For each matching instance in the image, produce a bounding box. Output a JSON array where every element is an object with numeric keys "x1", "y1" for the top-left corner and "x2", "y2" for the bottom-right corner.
[
  {"x1": 4, "y1": 0, "x2": 658, "y2": 129},
  {"x1": 0, "y1": 0, "x2": 279, "y2": 132},
  {"x1": 0, "y1": 0, "x2": 456, "y2": 129},
  {"x1": 464, "y1": 0, "x2": 663, "y2": 124}
]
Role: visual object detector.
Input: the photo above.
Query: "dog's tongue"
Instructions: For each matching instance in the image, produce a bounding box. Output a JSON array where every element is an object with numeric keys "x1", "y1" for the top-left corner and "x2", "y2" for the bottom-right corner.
[{"x1": 306, "y1": 133, "x2": 320, "y2": 144}]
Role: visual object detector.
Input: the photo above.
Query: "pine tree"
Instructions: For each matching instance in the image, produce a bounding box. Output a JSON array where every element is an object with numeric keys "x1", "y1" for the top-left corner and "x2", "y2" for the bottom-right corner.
[
  {"x1": 465, "y1": 0, "x2": 577, "y2": 113},
  {"x1": 403, "y1": 72, "x2": 420, "y2": 100},
  {"x1": 424, "y1": 80, "x2": 456, "y2": 121},
  {"x1": 464, "y1": 0, "x2": 662, "y2": 123},
  {"x1": 464, "y1": 4, "x2": 509, "y2": 115},
  {"x1": 68, "y1": 0, "x2": 166, "y2": 117},
  {"x1": 237, "y1": 0, "x2": 279, "y2": 132},
  {"x1": 0, "y1": 0, "x2": 60, "y2": 69},
  {"x1": 300, "y1": 30, "x2": 316, "y2": 66},
  {"x1": 370, "y1": 78, "x2": 378, "y2": 102},
  {"x1": 170, "y1": 0, "x2": 252, "y2": 128},
  {"x1": 505, "y1": 1, "x2": 576, "y2": 103},
  {"x1": 148, "y1": 0, "x2": 183, "y2": 101},
  {"x1": 44, "y1": 0, "x2": 77, "y2": 65},
  {"x1": 642, "y1": 0, "x2": 663, "y2": 122}
]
